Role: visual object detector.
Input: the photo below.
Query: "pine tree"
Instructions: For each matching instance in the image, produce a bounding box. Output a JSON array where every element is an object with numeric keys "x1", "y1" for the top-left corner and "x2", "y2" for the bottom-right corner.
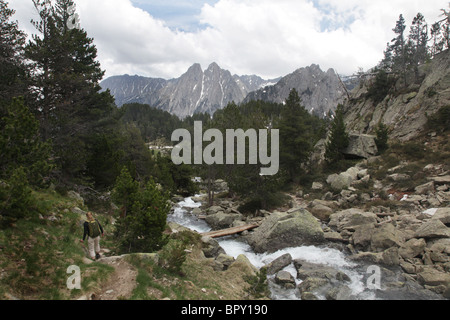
[
  {"x1": 325, "y1": 104, "x2": 349, "y2": 166},
  {"x1": 0, "y1": 0, "x2": 28, "y2": 106},
  {"x1": 278, "y1": 89, "x2": 314, "y2": 182},
  {"x1": 25, "y1": 0, "x2": 115, "y2": 182},
  {"x1": 408, "y1": 13, "x2": 429, "y2": 79},
  {"x1": 112, "y1": 167, "x2": 139, "y2": 218},
  {"x1": 382, "y1": 15, "x2": 408, "y2": 86},
  {"x1": 112, "y1": 168, "x2": 170, "y2": 254}
]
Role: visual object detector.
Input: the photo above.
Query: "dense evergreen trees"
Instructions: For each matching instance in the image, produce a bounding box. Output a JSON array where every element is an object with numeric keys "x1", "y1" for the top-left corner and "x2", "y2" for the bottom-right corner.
[
  {"x1": 381, "y1": 8, "x2": 449, "y2": 87},
  {"x1": 112, "y1": 167, "x2": 170, "y2": 254},
  {"x1": 25, "y1": 0, "x2": 115, "y2": 183}
]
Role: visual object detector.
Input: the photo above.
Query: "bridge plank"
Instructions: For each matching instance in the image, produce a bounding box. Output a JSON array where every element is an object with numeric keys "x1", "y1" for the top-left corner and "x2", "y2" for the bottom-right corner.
[{"x1": 201, "y1": 224, "x2": 259, "y2": 238}]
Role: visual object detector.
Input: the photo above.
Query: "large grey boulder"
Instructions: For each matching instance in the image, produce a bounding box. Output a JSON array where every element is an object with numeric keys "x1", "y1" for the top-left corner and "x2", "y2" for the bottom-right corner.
[
  {"x1": 341, "y1": 134, "x2": 378, "y2": 159},
  {"x1": 399, "y1": 238, "x2": 427, "y2": 259},
  {"x1": 201, "y1": 236, "x2": 225, "y2": 258},
  {"x1": 205, "y1": 211, "x2": 243, "y2": 230},
  {"x1": 370, "y1": 223, "x2": 404, "y2": 252},
  {"x1": 414, "y1": 219, "x2": 450, "y2": 239},
  {"x1": 264, "y1": 253, "x2": 293, "y2": 275},
  {"x1": 274, "y1": 271, "x2": 296, "y2": 289},
  {"x1": 329, "y1": 208, "x2": 378, "y2": 233},
  {"x1": 248, "y1": 208, "x2": 325, "y2": 253},
  {"x1": 431, "y1": 207, "x2": 450, "y2": 225}
]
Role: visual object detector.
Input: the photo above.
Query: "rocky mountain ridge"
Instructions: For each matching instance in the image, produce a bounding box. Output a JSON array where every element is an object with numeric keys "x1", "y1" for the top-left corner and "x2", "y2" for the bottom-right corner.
[
  {"x1": 100, "y1": 62, "x2": 280, "y2": 119},
  {"x1": 100, "y1": 62, "x2": 347, "y2": 119},
  {"x1": 243, "y1": 64, "x2": 347, "y2": 117}
]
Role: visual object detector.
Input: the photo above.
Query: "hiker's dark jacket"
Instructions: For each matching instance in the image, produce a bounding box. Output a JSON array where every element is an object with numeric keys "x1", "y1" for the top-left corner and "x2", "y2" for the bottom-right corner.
[{"x1": 82, "y1": 219, "x2": 104, "y2": 241}]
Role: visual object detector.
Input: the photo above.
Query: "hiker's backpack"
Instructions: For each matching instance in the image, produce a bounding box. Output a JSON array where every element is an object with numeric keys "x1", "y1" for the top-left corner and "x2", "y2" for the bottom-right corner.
[{"x1": 88, "y1": 220, "x2": 101, "y2": 238}]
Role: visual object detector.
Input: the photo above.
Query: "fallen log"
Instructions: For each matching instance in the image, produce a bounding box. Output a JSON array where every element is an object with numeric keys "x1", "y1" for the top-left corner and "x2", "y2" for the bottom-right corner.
[{"x1": 201, "y1": 224, "x2": 259, "y2": 239}]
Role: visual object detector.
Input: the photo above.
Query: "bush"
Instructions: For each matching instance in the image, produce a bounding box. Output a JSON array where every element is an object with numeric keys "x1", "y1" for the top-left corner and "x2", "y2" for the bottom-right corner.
[
  {"x1": 375, "y1": 122, "x2": 389, "y2": 154},
  {"x1": 427, "y1": 105, "x2": 450, "y2": 132},
  {"x1": 158, "y1": 240, "x2": 187, "y2": 275},
  {"x1": 366, "y1": 69, "x2": 396, "y2": 104},
  {"x1": 0, "y1": 167, "x2": 36, "y2": 228},
  {"x1": 245, "y1": 268, "x2": 269, "y2": 299}
]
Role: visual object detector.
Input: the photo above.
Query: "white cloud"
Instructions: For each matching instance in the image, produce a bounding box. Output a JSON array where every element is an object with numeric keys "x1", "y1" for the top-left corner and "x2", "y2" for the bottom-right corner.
[{"x1": 9, "y1": 0, "x2": 449, "y2": 79}]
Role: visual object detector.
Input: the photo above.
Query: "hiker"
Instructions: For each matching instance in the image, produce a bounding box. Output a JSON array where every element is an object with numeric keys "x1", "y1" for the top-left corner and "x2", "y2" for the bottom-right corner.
[{"x1": 80, "y1": 212, "x2": 104, "y2": 260}]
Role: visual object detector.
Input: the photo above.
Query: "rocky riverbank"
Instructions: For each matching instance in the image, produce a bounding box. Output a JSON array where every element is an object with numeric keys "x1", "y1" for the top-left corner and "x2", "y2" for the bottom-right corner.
[{"x1": 183, "y1": 158, "x2": 450, "y2": 300}]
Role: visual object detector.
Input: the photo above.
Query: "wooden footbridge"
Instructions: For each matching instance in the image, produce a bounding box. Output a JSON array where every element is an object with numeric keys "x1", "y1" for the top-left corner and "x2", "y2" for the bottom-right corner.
[{"x1": 201, "y1": 223, "x2": 260, "y2": 239}]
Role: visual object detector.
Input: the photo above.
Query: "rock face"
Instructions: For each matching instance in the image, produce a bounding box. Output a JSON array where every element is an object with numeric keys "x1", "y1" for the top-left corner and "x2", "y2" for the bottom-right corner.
[
  {"x1": 101, "y1": 62, "x2": 278, "y2": 119},
  {"x1": 342, "y1": 50, "x2": 450, "y2": 141},
  {"x1": 248, "y1": 208, "x2": 325, "y2": 253},
  {"x1": 243, "y1": 64, "x2": 346, "y2": 116}
]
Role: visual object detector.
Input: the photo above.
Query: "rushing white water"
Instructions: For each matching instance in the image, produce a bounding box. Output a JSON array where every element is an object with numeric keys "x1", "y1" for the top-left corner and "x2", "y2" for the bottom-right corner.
[
  {"x1": 168, "y1": 196, "x2": 211, "y2": 233},
  {"x1": 168, "y1": 196, "x2": 376, "y2": 300}
]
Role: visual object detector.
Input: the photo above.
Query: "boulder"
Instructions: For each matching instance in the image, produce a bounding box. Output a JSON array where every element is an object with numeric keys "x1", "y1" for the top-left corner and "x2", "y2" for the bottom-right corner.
[
  {"x1": 324, "y1": 231, "x2": 346, "y2": 243},
  {"x1": 329, "y1": 208, "x2": 378, "y2": 233},
  {"x1": 351, "y1": 223, "x2": 376, "y2": 249},
  {"x1": 399, "y1": 238, "x2": 426, "y2": 259},
  {"x1": 265, "y1": 253, "x2": 293, "y2": 275},
  {"x1": 274, "y1": 271, "x2": 296, "y2": 289},
  {"x1": 325, "y1": 285, "x2": 353, "y2": 300},
  {"x1": 294, "y1": 260, "x2": 349, "y2": 281},
  {"x1": 349, "y1": 247, "x2": 400, "y2": 266},
  {"x1": 370, "y1": 223, "x2": 404, "y2": 252},
  {"x1": 415, "y1": 182, "x2": 435, "y2": 195},
  {"x1": 428, "y1": 238, "x2": 450, "y2": 255},
  {"x1": 326, "y1": 172, "x2": 354, "y2": 190},
  {"x1": 248, "y1": 208, "x2": 325, "y2": 253},
  {"x1": 227, "y1": 254, "x2": 258, "y2": 277},
  {"x1": 428, "y1": 175, "x2": 450, "y2": 185},
  {"x1": 201, "y1": 236, "x2": 225, "y2": 258},
  {"x1": 206, "y1": 206, "x2": 224, "y2": 215},
  {"x1": 205, "y1": 211, "x2": 243, "y2": 230},
  {"x1": 414, "y1": 219, "x2": 450, "y2": 239},
  {"x1": 417, "y1": 269, "x2": 450, "y2": 288},
  {"x1": 341, "y1": 134, "x2": 378, "y2": 159},
  {"x1": 215, "y1": 253, "x2": 235, "y2": 270},
  {"x1": 431, "y1": 207, "x2": 450, "y2": 225},
  {"x1": 309, "y1": 203, "x2": 334, "y2": 222},
  {"x1": 388, "y1": 173, "x2": 411, "y2": 182},
  {"x1": 312, "y1": 182, "x2": 324, "y2": 190},
  {"x1": 297, "y1": 277, "x2": 329, "y2": 295}
]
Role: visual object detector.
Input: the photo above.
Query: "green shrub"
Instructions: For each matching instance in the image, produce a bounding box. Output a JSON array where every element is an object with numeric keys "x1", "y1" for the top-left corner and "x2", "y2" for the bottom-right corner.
[
  {"x1": 375, "y1": 122, "x2": 389, "y2": 154},
  {"x1": 159, "y1": 240, "x2": 187, "y2": 275},
  {"x1": 0, "y1": 167, "x2": 36, "y2": 228},
  {"x1": 427, "y1": 105, "x2": 450, "y2": 132}
]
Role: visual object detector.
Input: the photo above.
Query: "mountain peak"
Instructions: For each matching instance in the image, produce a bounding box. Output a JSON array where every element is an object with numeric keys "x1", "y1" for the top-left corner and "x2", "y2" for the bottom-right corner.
[
  {"x1": 100, "y1": 63, "x2": 345, "y2": 119},
  {"x1": 207, "y1": 62, "x2": 221, "y2": 70},
  {"x1": 187, "y1": 63, "x2": 203, "y2": 73}
]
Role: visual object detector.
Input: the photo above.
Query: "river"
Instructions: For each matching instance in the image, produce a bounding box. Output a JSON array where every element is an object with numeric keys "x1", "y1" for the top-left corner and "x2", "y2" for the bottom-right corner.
[{"x1": 167, "y1": 195, "x2": 440, "y2": 300}]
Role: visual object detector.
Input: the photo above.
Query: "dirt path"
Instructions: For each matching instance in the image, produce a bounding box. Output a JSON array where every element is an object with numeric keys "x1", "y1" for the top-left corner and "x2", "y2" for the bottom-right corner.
[{"x1": 94, "y1": 256, "x2": 138, "y2": 300}]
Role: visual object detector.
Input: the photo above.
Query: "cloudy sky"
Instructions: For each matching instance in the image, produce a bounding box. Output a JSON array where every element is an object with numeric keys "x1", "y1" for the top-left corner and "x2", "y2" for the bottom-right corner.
[{"x1": 10, "y1": 0, "x2": 448, "y2": 80}]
